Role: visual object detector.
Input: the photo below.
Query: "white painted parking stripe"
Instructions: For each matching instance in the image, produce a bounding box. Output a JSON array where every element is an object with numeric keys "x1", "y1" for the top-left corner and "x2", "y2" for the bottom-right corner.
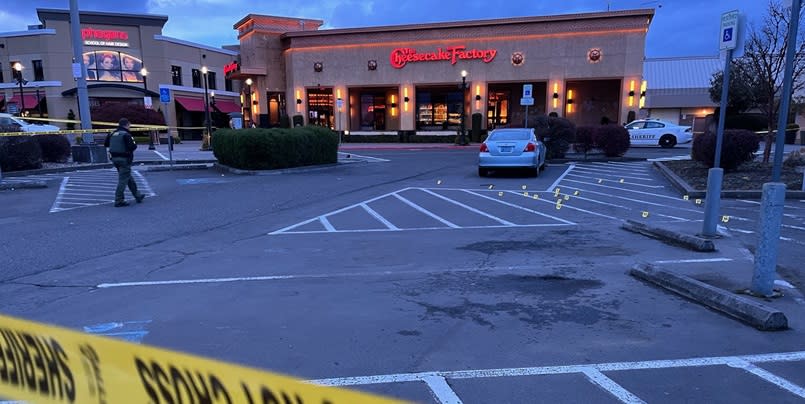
[
  {"x1": 337, "y1": 151, "x2": 390, "y2": 162},
  {"x1": 547, "y1": 163, "x2": 575, "y2": 192},
  {"x1": 653, "y1": 258, "x2": 733, "y2": 264},
  {"x1": 49, "y1": 177, "x2": 70, "y2": 213},
  {"x1": 319, "y1": 216, "x2": 336, "y2": 232},
  {"x1": 393, "y1": 193, "x2": 459, "y2": 228},
  {"x1": 360, "y1": 202, "x2": 400, "y2": 230},
  {"x1": 550, "y1": 191, "x2": 692, "y2": 221},
  {"x1": 276, "y1": 223, "x2": 573, "y2": 235},
  {"x1": 420, "y1": 188, "x2": 515, "y2": 226},
  {"x1": 467, "y1": 190, "x2": 576, "y2": 225},
  {"x1": 727, "y1": 358, "x2": 805, "y2": 398},
  {"x1": 524, "y1": 193, "x2": 618, "y2": 220},
  {"x1": 561, "y1": 179, "x2": 684, "y2": 201},
  {"x1": 569, "y1": 168, "x2": 656, "y2": 181},
  {"x1": 590, "y1": 161, "x2": 651, "y2": 169},
  {"x1": 566, "y1": 173, "x2": 665, "y2": 188},
  {"x1": 582, "y1": 368, "x2": 646, "y2": 403},
  {"x1": 59, "y1": 197, "x2": 113, "y2": 201},
  {"x1": 154, "y1": 150, "x2": 169, "y2": 160},
  {"x1": 422, "y1": 374, "x2": 463, "y2": 404},
  {"x1": 557, "y1": 184, "x2": 703, "y2": 214}
]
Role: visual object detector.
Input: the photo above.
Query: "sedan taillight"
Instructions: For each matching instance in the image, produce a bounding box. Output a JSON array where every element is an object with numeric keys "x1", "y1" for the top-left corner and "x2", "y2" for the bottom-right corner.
[
  {"x1": 480, "y1": 143, "x2": 489, "y2": 152},
  {"x1": 524, "y1": 143, "x2": 536, "y2": 152}
]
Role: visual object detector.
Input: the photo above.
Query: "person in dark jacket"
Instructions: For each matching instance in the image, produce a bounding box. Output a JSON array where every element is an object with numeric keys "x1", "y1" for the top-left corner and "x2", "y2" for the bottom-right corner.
[{"x1": 104, "y1": 118, "x2": 145, "y2": 207}]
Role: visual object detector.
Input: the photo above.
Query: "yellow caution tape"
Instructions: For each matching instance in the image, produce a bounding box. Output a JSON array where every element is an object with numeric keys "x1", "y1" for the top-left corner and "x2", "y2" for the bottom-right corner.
[{"x1": 0, "y1": 314, "x2": 406, "y2": 404}]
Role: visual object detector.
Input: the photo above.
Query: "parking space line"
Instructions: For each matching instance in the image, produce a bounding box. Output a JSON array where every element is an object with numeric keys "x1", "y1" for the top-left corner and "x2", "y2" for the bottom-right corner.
[
  {"x1": 420, "y1": 188, "x2": 515, "y2": 226},
  {"x1": 337, "y1": 151, "x2": 391, "y2": 162},
  {"x1": 653, "y1": 258, "x2": 733, "y2": 264},
  {"x1": 556, "y1": 184, "x2": 703, "y2": 214},
  {"x1": 727, "y1": 359, "x2": 805, "y2": 399},
  {"x1": 560, "y1": 179, "x2": 684, "y2": 201},
  {"x1": 524, "y1": 193, "x2": 618, "y2": 220},
  {"x1": 542, "y1": 190, "x2": 692, "y2": 222},
  {"x1": 361, "y1": 203, "x2": 400, "y2": 230},
  {"x1": 590, "y1": 161, "x2": 651, "y2": 169},
  {"x1": 393, "y1": 193, "x2": 459, "y2": 228},
  {"x1": 547, "y1": 163, "x2": 575, "y2": 192},
  {"x1": 275, "y1": 223, "x2": 574, "y2": 235},
  {"x1": 582, "y1": 368, "x2": 646, "y2": 403},
  {"x1": 320, "y1": 216, "x2": 336, "y2": 232},
  {"x1": 422, "y1": 374, "x2": 464, "y2": 404},
  {"x1": 49, "y1": 177, "x2": 70, "y2": 213},
  {"x1": 566, "y1": 173, "x2": 665, "y2": 188},
  {"x1": 569, "y1": 168, "x2": 656, "y2": 181},
  {"x1": 467, "y1": 190, "x2": 576, "y2": 225}
]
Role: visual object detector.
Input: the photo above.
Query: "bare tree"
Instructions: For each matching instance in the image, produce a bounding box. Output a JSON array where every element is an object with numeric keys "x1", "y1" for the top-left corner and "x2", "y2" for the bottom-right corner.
[{"x1": 744, "y1": 0, "x2": 805, "y2": 162}]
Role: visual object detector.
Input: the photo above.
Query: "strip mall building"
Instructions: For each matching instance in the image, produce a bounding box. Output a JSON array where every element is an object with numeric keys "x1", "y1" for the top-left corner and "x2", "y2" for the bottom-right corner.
[
  {"x1": 233, "y1": 9, "x2": 654, "y2": 135},
  {"x1": 1, "y1": 8, "x2": 653, "y2": 138}
]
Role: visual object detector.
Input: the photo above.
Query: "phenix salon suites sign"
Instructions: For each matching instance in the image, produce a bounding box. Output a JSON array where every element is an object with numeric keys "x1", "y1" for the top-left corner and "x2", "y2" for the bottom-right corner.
[{"x1": 389, "y1": 46, "x2": 497, "y2": 69}]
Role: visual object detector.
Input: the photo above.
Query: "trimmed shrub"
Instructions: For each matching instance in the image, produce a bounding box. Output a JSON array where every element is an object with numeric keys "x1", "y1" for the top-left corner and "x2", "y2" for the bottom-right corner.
[
  {"x1": 573, "y1": 126, "x2": 597, "y2": 155},
  {"x1": 533, "y1": 115, "x2": 575, "y2": 159},
  {"x1": 692, "y1": 129, "x2": 759, "y2": 170},
  {"x1": 212, "y1": 125, "x2": 338, "y2": 170},
  {"x1": 0, "y1": 135, "x2": 43, "y2": 171},
  {"x1": 34, "y1": 134, "x2": 71, "y2": 163},
  {"x1": 594, "y1": 125, "x2": 631, "y2": 157},
  {"x1": 783, "y1": 148, "x2": 805, "y2": 168}
]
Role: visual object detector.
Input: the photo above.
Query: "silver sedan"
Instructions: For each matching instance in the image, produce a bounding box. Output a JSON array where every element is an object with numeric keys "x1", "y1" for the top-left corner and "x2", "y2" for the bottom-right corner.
[{"x1": 478, "y1": 128, "x2": 547, "y2": 177}]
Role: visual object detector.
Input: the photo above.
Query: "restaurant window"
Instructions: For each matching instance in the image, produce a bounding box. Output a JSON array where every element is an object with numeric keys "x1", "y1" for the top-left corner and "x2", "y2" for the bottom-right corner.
[
  {"x1": 487, "y1": 90, "x2": 510, "y2": 129},
  {"x1": 171, "y1": 65, "x2": 182, "y2": 85},
  {"x1": 415, "y1": 87, "x2": 462, "y2": 131},
  {"x1": 207, "y1": 71, "x2": 217, "y2": 90},
  {"x1": 0, "y1": 68, "x2": 4, "y2": 84},
  {"x1": 192, "y1": 69, "x2": 202, "y2": 88},
  {"x1": 225, "y1": 78, "x2": 233, "y2": 92},
  {"x1": 359, "y1": 93, "x2": 386, "y2": 131},
  {"x1": 306, "y1": 88, "x2": 334, "y2": 129},
  {"x1": 82, "y1": 51, "x2": 144, "y2": 82},
  {"x1": 32, "y1": 60, "x2": 44, "y2": 81}
]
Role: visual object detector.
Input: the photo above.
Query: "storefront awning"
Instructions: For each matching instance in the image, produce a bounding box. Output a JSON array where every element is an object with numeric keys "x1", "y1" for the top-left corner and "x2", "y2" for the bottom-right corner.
[
  {"x1": 213, "y1": 99, "x2": 241, "y2": 114},
  {"x1": 9, "y1": 95, "x2": 41, "y2": 108},
  {"x1": 174, "y1": 96, "x2": 207, "y2": 112},
  {"x1": 0, "y1": 95, "x2": 4, "y2": 103}
]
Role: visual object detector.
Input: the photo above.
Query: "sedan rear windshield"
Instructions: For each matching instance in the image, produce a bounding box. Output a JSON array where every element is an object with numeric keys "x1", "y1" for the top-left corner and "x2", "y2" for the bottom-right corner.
[{"x1": 488, "y1": 131, "x2": 530, "y2": 141}]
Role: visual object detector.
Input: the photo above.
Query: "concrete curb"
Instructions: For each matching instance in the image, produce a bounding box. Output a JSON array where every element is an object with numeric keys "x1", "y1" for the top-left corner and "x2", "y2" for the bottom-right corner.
[
  {"x1": 629, "y1": 263, "x2": 788, "y2": 331},
  {"x1": 214, "y1": 161, "x2": 361, "y2": 176},
  {"x1": 621, "y1": 219, "x2": 716, "y2": 252},
  {"x1": 653, "y1": 161, "x2": 805, "y2": 199},
  {"x1": 0, "y1": 180, "x2": 47, "y2": 190},
  {"x1": 136, "y1": 163, "x2": 214, "y2": 172},
  {"x1": 3, "y1": 159, "x2": 217, "y2": 177}
]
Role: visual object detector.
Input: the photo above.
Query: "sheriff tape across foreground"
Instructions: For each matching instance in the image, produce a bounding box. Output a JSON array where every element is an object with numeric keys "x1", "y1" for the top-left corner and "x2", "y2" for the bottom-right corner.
[{"x1": 0, "y1": 314, "x2": 406, "y2": 404}]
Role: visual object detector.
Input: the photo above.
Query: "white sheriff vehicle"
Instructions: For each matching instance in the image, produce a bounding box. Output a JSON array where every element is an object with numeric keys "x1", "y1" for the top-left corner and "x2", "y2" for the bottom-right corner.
[{"x1": 624, "y1": 119, "x2": 692, "y2": 148}]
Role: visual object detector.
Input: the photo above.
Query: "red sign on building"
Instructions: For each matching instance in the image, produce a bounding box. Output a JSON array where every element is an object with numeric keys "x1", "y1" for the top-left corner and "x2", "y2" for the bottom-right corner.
[
  {"x1": 390, "y1": 46, "x2": 497, "y2": 69},
  {"x1": 81, "y1": 28, "x2": 129, "y2": 41},
  {"x1": 224, "y1": 61, "x2": 240, "y2": 76}
]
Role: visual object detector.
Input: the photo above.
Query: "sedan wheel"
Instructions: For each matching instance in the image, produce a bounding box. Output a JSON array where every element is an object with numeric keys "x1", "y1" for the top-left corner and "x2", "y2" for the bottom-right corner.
[{"x1": 659, "y1": 134, "x2": 677, "y2": 148}]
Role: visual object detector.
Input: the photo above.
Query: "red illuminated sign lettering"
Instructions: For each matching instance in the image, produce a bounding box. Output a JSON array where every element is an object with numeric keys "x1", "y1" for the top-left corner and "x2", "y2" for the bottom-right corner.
[
  {"x1": 224, "y1": 61, "x2": 239, "y2": 75},
  {"x1": 389, "y1": 46, "x2": 497, "y2": 69},
  {"x1": 81, "y1": 28, "x2": 129, "y2": 41}
]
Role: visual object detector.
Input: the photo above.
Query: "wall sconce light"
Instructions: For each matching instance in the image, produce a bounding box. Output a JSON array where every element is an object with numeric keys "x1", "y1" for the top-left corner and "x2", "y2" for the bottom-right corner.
[
  {"x1": 295, "y1": 89, "x2": 302, "y2": 112},
  {"x1": 475, "y1": 95, "x2": 481, "y2": 101},
  {"x1": 628, "y1": 80, "x2": 635, "y2": 107},
  {"x1": 368, "y1": 60, "x2": 377, "y2": 71},
  {"x1": 390, "y1": 94, "x2": 397, "y2": 117},
  {"x1": 313, "y1": 62, "x2": 323, "y2": 72},
  {"x1": 639, "y1": 80, "x2": 647, "y2": 108},
  {"x1": 552, "y1": 82, "x2": 560, "y2": 109},
  {"x1": 403, "y1": 87, "x2": 410, "y2": 112},
  {"x1": 566, "y1": 89, "x2": 574, "y2": 114},
  {"x1": 391, "y1": 103, "x2": 397, "y2": 108}
]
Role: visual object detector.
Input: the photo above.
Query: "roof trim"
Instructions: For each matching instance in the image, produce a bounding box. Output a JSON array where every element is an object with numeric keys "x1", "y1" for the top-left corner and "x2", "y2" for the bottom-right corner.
[
  {"x1": 153, "y1": 35, "x2": 239, "y2": 56},
  {"x1": 37, "y1": 8, "x2": 169, "y2": 27},
  {"x1": 0, "y1": 29, "x2": 56, "y2": 38},
  {"x1": 281, "y1": 9, "x2": 654, "y2": 39},
  {"x1": 60, "y1": 83, "x2": 160, "y2": 97},
  {"x1": 233, "y1": 14, "x2": 324, "y2": 30}
]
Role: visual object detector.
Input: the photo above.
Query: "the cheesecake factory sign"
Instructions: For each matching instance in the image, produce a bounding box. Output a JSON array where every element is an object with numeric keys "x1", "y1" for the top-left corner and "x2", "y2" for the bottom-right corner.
[{"x1": 389, "y1": 46, "x2": 497, "y2": 69}]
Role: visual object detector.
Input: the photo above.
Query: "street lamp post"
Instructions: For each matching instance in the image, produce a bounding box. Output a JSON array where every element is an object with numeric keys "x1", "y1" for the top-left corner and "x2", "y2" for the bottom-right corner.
[
  {"x1": 13, "y1": 62, "x2": 25, "y2": 115},
  {"x1": 244, "y1": 78, "x2": 253, "y2": 128},
  {"x1": 201, "y1": 66, "x2": 212, "y2": 150},
  {"x1": 459, "y1": 69, "x2": 468, "y2": 146},
  {"x1": 141, "y1": 67, "x2": 156, "y2": 150}
]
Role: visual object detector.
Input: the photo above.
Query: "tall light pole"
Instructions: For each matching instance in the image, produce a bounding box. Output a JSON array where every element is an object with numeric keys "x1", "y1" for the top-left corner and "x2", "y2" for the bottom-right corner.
[
  {"x1": 13, "y1": 62, "x2": 25, "y2": 115},
  {"x1": 459, "y1": 69, "x2": 468, "y2": 146},
  {"x1": 244, "y1": 78, "x2": 253, "y2": 128},
  {"x1": 141, "y1": 67, "x2": 157, "y2": 150},
  {"x1": 201, "y1": 66, "x2": 212, "y2": 150}
]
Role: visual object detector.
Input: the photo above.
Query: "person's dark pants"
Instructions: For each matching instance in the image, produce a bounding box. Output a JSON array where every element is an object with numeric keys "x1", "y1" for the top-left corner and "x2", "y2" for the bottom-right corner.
[{"x1": 111, "y1": 157, "x2": 141, "y2": 203}]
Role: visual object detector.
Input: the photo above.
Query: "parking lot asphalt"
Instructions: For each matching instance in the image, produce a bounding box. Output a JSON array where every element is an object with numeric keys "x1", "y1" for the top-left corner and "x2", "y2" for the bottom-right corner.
[{"x1": 1, "y1": 147, "x2": 804, "y2": 403}]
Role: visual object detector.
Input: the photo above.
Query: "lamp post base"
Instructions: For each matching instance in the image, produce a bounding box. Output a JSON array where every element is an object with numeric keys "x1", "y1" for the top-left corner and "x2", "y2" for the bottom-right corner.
[{"x1": 200, "y1": 131, "x2": 212, "y2": 151}]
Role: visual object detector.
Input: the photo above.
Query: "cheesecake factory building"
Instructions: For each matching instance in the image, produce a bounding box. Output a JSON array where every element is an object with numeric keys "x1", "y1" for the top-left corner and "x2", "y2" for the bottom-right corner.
[{"x1": 234, "y1": 9, "x2": 654, "y2": 134}]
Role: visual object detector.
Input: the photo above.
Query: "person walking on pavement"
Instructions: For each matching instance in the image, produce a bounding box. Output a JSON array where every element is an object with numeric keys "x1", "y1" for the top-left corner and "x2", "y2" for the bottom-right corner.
[{"x1": 104, "y1": 118, "x2": 145, "y2": 207}]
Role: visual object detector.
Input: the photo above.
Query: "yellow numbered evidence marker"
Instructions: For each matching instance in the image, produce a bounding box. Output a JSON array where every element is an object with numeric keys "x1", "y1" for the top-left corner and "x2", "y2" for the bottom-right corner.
[
  {"x1": 695, "y1": 199, "x2": 703, "y2": 205},
  {"x1": 523, "y1": 191, "x2": 529, "y2": 197},
  {"x1": 498, "y1": 192, "x2": 504, "y2": 197},
  {"x1": 437, "y1": 180, "x2": 442, "y2": 185},
  {"x1": 555, "y1": 201, "x2": 563, "y2": 210},
  {"x1": 683, "y1": 195, "x2": 690, "y2": 200},
  {"x1": 532, "y1": 194, "x2": 539, "y2": 200},
  {"x1": 488, "y1": 185, "x2": 494, "y2": 190},
  {"x1": 574, "y1": 191, "x2": 580, "y2": 196},
  {"x1": 619, "y1": 179, "x2": 625, "y2": 183},
  {"x1": 522, "y1": 185, "x2": 527, "y2": 190},
  {"x1": 0, "y1": 314, "x2": 407, "y2": 404},
  {"x1": 564, "y1": 195, "x2": 570, "y2": 201},
  {"x1": 642, "y1": 211, "x2": 649, "y2": 218},
  {"x1": 598, "y1": 179, "x2": 603, "y2": 183},
  {"x1": 722, "y1": 215, "x2": 730, "y2": 223},
  {"x1": 554, "y1": 188, "x2": 561, "y2": 197}
]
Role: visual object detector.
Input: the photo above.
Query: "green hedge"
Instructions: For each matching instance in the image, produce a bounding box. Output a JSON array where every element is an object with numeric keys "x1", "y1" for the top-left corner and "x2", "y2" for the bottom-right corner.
[
  {"x1": 212, "y1": 126, "x2": 338, "y2": 170},
  {"x1": 0, "y1": 136, "x2": 43, "y2": 171}
]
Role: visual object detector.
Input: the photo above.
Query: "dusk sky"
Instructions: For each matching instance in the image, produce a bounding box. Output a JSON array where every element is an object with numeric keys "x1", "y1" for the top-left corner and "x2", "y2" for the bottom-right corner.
[{"x1": 1, "y1": 0, "x2": 771, "y2": 58}]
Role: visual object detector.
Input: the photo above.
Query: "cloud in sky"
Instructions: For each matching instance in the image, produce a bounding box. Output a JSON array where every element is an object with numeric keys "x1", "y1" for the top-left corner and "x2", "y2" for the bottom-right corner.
[{"x1": 1, "y1": 0, "x2": 772, "y2": 57}]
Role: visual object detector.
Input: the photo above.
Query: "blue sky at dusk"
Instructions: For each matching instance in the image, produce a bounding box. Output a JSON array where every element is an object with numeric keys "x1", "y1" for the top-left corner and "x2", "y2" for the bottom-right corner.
[{"x1": 1, "y1": 0, "x2": 769, "y2": 58}]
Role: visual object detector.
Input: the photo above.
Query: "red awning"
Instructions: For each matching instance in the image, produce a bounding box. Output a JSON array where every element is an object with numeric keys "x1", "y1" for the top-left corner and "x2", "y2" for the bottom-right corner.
[
  {"x1": 214, "y1": 99, "x2": 241, "y2": 114},
  {"x1": 174, "y1": 96, "x2": 207, "y2": 112},
  {"x1": 8, "y1": 94, "x2": 41, "y2": 108},
  {"x1": 0, "y1": 95, "x2": 4, "y2": 103}
]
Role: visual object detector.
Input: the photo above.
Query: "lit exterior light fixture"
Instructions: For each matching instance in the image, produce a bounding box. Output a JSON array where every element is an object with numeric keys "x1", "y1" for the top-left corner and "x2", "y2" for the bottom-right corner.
[
  {"x1": 552, "y1": 82, "x2": 560, "y2": 109},
  {"x1": 566, "y1": 89, "x2": 574, "y2": 114},
  {"x1": 628, "y1": 80, "x2": 636, "y2": 107},
  {"x1": 403, "y1": 87, "x2": 410, "y2": 112},
  {"x1": 639, "y1": 80, "x2": 647, "y2": 108}
]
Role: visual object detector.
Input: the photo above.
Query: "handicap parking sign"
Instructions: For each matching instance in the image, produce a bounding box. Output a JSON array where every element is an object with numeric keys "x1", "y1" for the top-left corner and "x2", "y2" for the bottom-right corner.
[{"x1": 723, "y1": 28, "x2": 733, "y2": 42}]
